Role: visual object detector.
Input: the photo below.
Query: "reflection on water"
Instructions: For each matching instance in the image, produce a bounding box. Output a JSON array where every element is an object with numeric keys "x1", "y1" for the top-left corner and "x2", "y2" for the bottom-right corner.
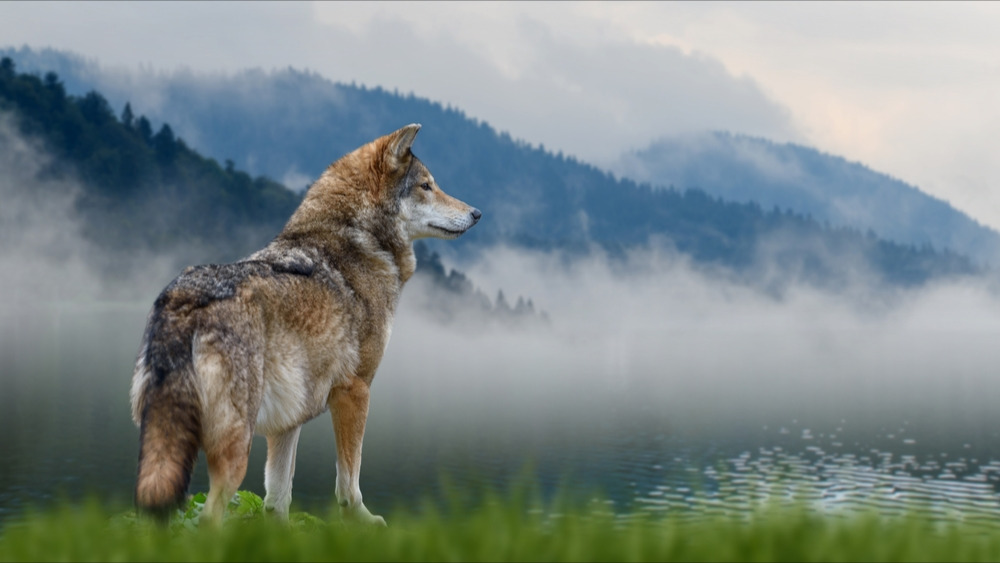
[
  {"x1": 632, "y1": 431, "x2": 1000, "y2": 527},
  {"x1": 374, "y1": 416, "x2": 1000, "y2": 527},
  {"x1": 2, "y1": 304, "x2": 1000, "y2": 527}
]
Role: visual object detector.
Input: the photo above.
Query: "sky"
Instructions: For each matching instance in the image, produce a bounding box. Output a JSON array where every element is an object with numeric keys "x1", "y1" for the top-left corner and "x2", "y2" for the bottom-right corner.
[{"x1": 1, "y1": 1, "x2": 999, "y2": 230}]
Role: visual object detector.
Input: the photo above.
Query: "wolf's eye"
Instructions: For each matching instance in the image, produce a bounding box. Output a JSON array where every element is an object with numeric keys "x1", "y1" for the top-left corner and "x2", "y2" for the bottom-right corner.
[{"x1": 420, "y1": 182, "x2": 432, "y2": 191}]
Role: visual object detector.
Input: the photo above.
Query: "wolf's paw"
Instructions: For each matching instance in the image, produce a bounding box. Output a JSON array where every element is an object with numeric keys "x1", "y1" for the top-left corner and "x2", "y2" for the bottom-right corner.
[
  {"x1": 341, "y1": 503, "x2": 387, "y2": 527},
  {"x1": 263, "y1": 504, "x2": 291, "y2": 522}
]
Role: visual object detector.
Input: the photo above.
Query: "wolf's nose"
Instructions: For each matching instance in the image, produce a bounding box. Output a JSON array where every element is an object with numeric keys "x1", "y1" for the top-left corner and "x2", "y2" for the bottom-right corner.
[{"x1": 471, "y1": 208, "x2": 482, "y2": 223}]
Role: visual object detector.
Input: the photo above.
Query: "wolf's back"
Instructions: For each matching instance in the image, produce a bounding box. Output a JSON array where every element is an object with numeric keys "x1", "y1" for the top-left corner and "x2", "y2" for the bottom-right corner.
[{"x1": 131, "y1": 288, "x2": 204, "y2": 521}]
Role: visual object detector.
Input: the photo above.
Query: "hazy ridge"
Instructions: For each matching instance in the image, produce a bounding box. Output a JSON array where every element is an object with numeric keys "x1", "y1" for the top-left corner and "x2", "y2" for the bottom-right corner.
[
  {"x1": 613, "y1": 132, "x2": 1000, "y2": 267},
  {"x1": 0, "y1": 46, "x2": 980, "y2": 292},
  {"x1": 0, "y1": 55, "x2": 542, "y2": 324}
]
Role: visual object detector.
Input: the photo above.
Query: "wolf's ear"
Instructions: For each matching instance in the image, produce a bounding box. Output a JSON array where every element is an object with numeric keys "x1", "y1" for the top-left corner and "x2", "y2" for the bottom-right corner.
[{"x1": 386, "y1": 123, "x2": 421, "y2": 166}]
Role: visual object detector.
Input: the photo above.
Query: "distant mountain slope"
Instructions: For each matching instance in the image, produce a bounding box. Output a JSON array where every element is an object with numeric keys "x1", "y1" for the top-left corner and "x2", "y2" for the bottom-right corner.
[
  {"x1": 612, "y1": 132, "x2": 1000, "y2": 267},
  {"x1": 0, "y1": 47, "x2": 979, "y2": 288},
  {"x1": 0, "y1": 56, "x2": 544, "y2": 324},
  {"x1": 0, "y1": 56, "x2": 299, "y2": 268}
]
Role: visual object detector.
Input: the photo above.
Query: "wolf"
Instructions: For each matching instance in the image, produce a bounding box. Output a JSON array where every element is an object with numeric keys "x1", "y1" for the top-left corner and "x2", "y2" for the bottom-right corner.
[{"x1": 129, "y1": 124, "x2": 480, "y2": 525}]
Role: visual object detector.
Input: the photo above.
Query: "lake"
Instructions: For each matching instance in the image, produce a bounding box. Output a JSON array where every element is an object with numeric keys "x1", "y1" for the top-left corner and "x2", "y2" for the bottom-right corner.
[{"x1": 2, "y1": 293, "x2": 999, "y2": 527}]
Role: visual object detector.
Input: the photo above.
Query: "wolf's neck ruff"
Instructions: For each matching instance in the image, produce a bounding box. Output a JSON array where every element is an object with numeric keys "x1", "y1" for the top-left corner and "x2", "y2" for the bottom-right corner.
[
  {"x1": 130, "y1": 124, "x2": 480, "y2": 526},
  {"x1": 278, "y1": 133, "x2": 426, "y2": 287}
]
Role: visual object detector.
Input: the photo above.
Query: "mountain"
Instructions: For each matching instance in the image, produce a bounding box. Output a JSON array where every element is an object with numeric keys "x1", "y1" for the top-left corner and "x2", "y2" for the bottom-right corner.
[
  {"x1": 0, "y1": 56, "x2": 299, "y2": 268},
  {"x1": 0, "y1": 47, "x2": 980, "y2": 289},
  {"x1": 611, "y1": 132, "x2": 1000, "y2": 268},
  {"x1": 0, "y1": 56, "x2": 543, "y2": 324}
]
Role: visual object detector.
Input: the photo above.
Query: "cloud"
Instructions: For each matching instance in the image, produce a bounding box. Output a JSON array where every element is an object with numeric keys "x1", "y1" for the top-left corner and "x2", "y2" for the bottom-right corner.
[
  {"x1": 593, "y1": 2, "x2": 1000, "y2": 231},
  {"x1": 0, "y1": 2, "x2": 800, "y2": 167},
  {"x1": 304, "y1": 4, "x2": 803, "y2": 165},
  {"x1": 3, "y1": 2, "x2": 1000, "y2": 233}
]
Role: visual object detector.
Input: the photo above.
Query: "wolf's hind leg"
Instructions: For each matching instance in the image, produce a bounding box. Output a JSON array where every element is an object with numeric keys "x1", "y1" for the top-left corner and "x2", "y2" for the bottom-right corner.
[
  {"x1": 202, "y1": 429, "x2": 252, "y2": 525},
  {"x1": 264, "y1": 426, "x2": 301, "y2": 519},
  {"x1": 329, "y1": 377, "x2": 385, "y2": 526}
]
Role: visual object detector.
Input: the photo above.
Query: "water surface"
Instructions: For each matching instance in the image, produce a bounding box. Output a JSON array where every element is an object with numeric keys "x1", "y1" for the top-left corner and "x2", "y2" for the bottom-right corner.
[{"x1": 2, "y1": 302, "x2": 999, "y2": 526}]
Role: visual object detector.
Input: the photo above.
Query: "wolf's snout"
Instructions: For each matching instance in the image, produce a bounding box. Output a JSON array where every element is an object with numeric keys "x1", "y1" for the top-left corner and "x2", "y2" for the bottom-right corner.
[{"x1": 470, "y1": 208, "x2": 482, "y2": 225}]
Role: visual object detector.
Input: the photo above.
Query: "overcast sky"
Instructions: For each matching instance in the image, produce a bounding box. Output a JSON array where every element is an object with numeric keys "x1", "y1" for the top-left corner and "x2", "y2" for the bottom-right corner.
[{"x1": 2, "y1": 1, "x2": 999, "y2": 230}]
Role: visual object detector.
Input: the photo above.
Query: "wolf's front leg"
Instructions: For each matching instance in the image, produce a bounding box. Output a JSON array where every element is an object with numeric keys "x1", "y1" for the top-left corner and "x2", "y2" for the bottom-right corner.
[
  {"x1": 329, "y1": 377, "x2": 386, "y2": 526},
  {"x1": 264, "y1": 426, "x2": 301, "y2": 519}
]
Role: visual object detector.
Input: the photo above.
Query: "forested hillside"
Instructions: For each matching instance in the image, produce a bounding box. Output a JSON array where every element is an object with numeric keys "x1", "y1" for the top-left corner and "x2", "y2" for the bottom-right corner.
[
  {"x1": 0, "y1": 57, "x2": 543, "y2": 322},
  {"x1": 0, "y1": 56, "x2": 299, "y2": 266},
  {"x1": 612, "y1": 132, "x2": 1000, "y2": 267},
  {"x1": 0, "y1": 52, "x2": 981, "y2": 290}
]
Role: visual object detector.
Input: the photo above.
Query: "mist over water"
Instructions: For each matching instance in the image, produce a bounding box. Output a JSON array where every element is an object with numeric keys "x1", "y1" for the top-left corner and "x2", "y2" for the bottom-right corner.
[
  {"x1": 371, "y1": 248, "x2": 1000, "y2": 518},
  {"x1": 414, "y1": 245, "x2": 1000, "y2": 420},
  {"x1": 2, "y1": 119, "x2": 1000, "y2": 522}
]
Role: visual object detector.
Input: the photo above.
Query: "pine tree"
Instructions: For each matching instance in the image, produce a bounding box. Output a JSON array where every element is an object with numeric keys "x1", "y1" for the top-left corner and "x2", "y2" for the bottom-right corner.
[
  {"x1": 514, "y1": 296, "x2": 527, "y2": 314},
  {"x1": 495, "y1": 289, "x2": 510, "y2": 313},
  {"x1": 120, "y1": 103, "x2": 134, "y2": 129},
  {"x1": 136, "y1": 116, "x2": 153, "y2": 144},
  {"x1": 152, "y1": 123, "x2": 177, "y2": 163},
  {"x1": 43, "y1": 72, "x2": 64, "y2": 98}
]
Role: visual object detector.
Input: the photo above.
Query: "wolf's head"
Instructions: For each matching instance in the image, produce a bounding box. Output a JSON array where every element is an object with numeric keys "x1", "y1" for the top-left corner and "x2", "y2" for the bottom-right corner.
[
  {"x1": 286, "y1": 124, "x2": 480, "y2": 245},
  {"x1": 382, "y1": 124, "x2": 481, "y2": 241}
]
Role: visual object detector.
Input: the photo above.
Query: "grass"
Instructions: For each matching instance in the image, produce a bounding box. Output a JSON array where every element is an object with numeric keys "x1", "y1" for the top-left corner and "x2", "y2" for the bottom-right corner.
[{"x1": 2, "y1": 485, "x2": 1000, "y2": 562}]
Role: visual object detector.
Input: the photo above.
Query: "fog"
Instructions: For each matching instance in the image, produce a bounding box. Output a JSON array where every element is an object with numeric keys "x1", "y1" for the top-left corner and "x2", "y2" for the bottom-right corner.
[
  {"x1": 379, "y1": 245, "x2": 1000, "y2": 430},
  {"x1": 0, "y1": 113, "x2": 100, "y2": 305},
  {"x1": 3, "y1": 111, "x2": 999, "y2": 427},
  {"x1": 0, "y1": 115, "x2": 187, "y2": 315},
  {"x1": 3, "y1": 120, "x2": 1000, "y2": 514},
  {"x1": 0, "y1": 4, "x2": 802, "y2": 168}
]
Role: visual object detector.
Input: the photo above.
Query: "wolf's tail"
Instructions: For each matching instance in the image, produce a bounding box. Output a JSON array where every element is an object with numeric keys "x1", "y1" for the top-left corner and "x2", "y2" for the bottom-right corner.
[{"x1": 134, "y1": 365, "x2": 202, "y2": 522}]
